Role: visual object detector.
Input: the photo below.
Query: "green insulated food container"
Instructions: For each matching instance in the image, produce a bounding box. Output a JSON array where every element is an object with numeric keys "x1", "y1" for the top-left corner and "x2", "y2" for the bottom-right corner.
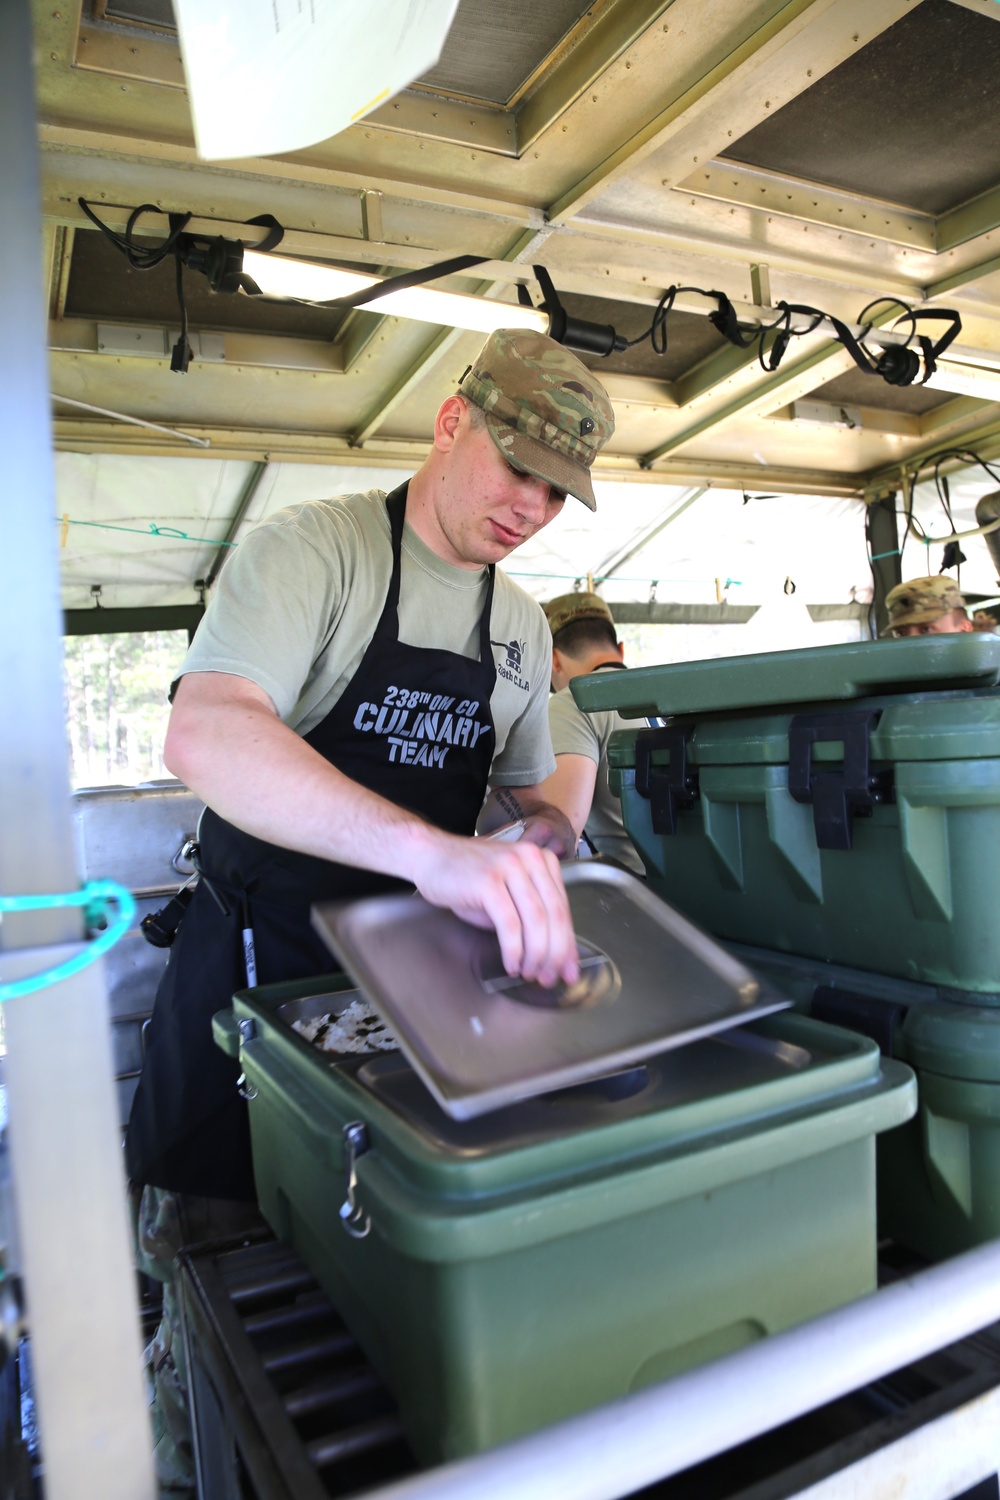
[
  {"x1": 574, "y1": 635, "x2": 1000, "y2": 994},
  {"x1": 730, "y1": 942, "x2": 1000, "y2": 1263},
  {"x1": 215, "y1": 978, "x2": 914, "y2": 1464}
]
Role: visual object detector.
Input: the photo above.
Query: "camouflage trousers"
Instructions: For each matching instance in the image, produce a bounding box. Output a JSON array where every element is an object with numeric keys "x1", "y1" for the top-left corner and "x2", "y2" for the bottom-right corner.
[{"x1": 130, "y1": 1184, "x2": 266, "y2": 1499}]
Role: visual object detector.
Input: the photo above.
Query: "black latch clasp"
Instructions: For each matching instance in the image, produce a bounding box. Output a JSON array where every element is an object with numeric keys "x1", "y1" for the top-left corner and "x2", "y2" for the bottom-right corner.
[
  {"x1": 140, "y1": 882, "x2": 194, "y2": 948},
  {"x1": 787, "y1": 709, "x2": 894, "y2": 851},
  {"x1": 634, "y1": 726, "x2": 699, "y2": 835}
]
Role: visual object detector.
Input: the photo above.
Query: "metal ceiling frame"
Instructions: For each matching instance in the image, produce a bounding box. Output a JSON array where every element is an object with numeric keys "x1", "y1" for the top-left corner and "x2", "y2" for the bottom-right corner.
[
  {"x1": 680, "y1": 163, "x2": 937, "y2": 252},
  {"x1": 30, "y1": 0, "x2": 1000, "y2": 513},
  {"x1": 863, "y1": 412, "x2": 1000, "y2": 497}
]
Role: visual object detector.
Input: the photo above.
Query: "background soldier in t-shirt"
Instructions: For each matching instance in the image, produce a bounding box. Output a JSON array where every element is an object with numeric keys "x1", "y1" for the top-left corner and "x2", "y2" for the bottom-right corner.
[{"x1": 540, "y1": 592, "x2": 644, "y2": 876}]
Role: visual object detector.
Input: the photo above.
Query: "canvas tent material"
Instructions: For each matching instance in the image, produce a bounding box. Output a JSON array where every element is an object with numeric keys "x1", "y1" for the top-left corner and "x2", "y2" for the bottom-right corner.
[{"x1": 55, "y1": 453, "x2": 1000, "y2": 636}]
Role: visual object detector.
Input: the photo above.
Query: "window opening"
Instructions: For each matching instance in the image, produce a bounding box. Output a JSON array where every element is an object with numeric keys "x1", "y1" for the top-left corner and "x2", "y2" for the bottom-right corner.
[{"x1": 63, "y1": 629, "x2": 188, "y2": 789}]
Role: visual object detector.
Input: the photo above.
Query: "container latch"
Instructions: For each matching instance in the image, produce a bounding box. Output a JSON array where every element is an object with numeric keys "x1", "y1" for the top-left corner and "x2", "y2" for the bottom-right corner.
[
  {"x1": 339, "y1": 1121, "x2": 371, "y2": 1240},
  {"x1": 634, "y1": 726, "x2": 699, "y2": 835},
  {"x1": 236, "y1": 1018, "x2": 258, "y2": 1099},
  {"x1": 787, "y1": 709, "x2": 895, "y2": 851}
]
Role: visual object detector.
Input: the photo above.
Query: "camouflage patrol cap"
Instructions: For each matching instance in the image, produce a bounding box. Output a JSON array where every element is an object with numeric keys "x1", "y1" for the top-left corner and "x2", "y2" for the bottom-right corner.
[
  {"x1": 881, "y1": 575, "x2": 966, "y2": 635},
  {"x1": 543, "y1": 591, "x2": 615, "y2": 638},
  {"x1": 459, "y1": 328, "x2": 615, "y2": 510}
]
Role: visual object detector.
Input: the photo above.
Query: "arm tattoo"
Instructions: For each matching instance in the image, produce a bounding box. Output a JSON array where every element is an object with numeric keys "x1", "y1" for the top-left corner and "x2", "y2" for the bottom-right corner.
[{"x1": 494, "y1": 787, "x2": 524, "y2": 823}]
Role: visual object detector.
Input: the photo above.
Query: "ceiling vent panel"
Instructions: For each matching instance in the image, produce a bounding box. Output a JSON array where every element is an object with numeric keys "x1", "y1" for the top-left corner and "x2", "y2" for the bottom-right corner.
[
  {"x1": 93, "y1": 0, "x2": 177, "y2": 30},
  {"x1": 808, "y1": 370, "x2": 955, "y2": 416},
  {"x1": 90, "y1": 0, "x2": 597, "y2": 109},
  {"x1": 417, "y1": 0, "x2": 595, "y2": 105},
  {"x1": 721, "y1": 0, "x2": 1000, "y2": 216}
]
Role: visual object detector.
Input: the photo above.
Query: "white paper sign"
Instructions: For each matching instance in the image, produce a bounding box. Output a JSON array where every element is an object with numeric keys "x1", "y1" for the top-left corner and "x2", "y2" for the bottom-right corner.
[{"x1": 172, "y1": 0, "x2": 460, "y2": 162}]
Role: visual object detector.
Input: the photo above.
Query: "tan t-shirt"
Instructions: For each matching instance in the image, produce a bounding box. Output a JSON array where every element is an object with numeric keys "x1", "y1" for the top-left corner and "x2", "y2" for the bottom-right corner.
[
  {"x1": 548, "y1": 666, "x2": 644, "y2": 874},
  {"x1": 179, "y1": 491, "x2": 556, "y2": 786}
]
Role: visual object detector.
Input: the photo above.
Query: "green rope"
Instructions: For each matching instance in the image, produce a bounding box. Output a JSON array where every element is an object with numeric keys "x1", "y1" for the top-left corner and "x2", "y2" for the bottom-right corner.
[
  {"x1": 58, "y1": 517, "x2": 236, "y2": 548},
  {"x1": 0, "y1": 882, "x2": 137, "y2": 1001}
]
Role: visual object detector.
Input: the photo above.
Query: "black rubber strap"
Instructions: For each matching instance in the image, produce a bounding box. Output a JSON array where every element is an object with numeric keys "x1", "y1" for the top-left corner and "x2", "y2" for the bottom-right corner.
[
  {"x1": 242, "y1": 213, "x2": 284, "y2": 253},
  {"x1": 708, "y1": 293, "x2": 758, "y2": 349},
  {"x1": 321, "y1": 253, "x2": 489, "y2": 310},
  {"x1": 913, "y1": 310, "x2": 961, "y2": 380},
  {"x1": 240, "y1": 249, "x2": 488, "y2": 307}
]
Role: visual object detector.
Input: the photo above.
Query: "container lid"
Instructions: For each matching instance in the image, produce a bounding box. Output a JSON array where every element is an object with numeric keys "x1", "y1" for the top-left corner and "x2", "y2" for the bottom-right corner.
[
  {"x1": 350, "y1": 1026, "x2": 814, "y2": 1156},
  {"x1": 606, "y1": 690, "x2": 1000, "y2": 770},
  {"x1": 572, "y1": 636, "x2": 1000, "y2": 721},
  {"x1": 311, "y1": 863, "x2": 788, "y2": 1119}
]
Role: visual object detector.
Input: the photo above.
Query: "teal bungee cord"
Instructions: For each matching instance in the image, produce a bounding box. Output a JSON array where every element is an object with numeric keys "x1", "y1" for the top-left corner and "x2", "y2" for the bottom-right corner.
[{"x1": 0, "y1": 881, "x2": 136, "y2": 1002}]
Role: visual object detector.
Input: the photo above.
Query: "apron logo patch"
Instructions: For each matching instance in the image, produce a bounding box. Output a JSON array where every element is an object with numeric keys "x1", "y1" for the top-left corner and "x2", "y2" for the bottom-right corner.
[
  {"x1": 352, "y1": 685, "x2": 491, "y2": 767},
  {"x1": 491, "y1": 638, "x2": 529, "y2": 691}
]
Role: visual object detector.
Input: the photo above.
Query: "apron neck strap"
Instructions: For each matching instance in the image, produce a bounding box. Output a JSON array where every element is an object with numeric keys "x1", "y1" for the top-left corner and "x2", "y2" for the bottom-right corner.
[{"x1": 381, "y1": 486, "x2": 497, "y2": 679}]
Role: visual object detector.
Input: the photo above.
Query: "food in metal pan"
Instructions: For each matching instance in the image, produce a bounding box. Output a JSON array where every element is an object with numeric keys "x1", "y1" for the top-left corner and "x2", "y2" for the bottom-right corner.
[{"x1": 291, "y1": 997, "x2": 397, "y2": 1054}]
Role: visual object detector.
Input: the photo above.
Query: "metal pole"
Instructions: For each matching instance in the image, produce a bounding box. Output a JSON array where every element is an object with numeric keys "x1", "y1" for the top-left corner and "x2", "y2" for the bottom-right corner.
[
  {"x1": 364, "y1": 1239, "x2": 1000, "y2": 1500},
  {"x1": 867, "y1": 490, "x2": 903, "y2": 639},
  {"x1": 591, "y1": 488, "x2": 708, "y2": 582},
  {"x1": 0, "y1": 2, "x2": 155, "y2": 1495},
  {"x1": 204, "y1": 459, "x2": 269, "y2": 590},
  {"x1": 50, "y1": 393, "x2": 211, "y2": 448}
]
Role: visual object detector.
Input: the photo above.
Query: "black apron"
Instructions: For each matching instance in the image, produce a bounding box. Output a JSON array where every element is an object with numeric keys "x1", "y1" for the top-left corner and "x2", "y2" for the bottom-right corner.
[{"x1": 125, "y1": 484, "x2": 498, "y2": 1199}]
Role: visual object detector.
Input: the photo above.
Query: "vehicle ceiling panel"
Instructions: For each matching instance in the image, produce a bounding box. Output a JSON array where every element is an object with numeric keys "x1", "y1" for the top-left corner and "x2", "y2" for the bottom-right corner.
[{"x1": 30, "y1": 0, "x2": 1000, "y2": 612}]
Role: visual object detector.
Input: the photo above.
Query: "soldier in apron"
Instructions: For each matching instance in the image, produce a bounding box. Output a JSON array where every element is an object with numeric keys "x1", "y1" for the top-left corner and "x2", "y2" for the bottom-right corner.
[{"x1": 125, "y1": 328, "x2": 615, "y2": 1494}]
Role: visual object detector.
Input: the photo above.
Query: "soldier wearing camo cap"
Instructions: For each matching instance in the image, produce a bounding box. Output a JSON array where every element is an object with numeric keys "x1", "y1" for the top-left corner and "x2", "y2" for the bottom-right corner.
[
  {"x1": 459, "y1": 328, "x2": 614, "y2": 510},
  {"x1": 125, "y1": 328, "x2": 614, "y2": 1496},
  {"x1": 882, "y1": 575, "x2": 973, "y2": 637}
]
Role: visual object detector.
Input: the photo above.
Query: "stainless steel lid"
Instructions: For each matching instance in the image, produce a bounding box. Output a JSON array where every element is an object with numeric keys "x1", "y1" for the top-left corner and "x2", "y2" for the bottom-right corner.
[{"x1": 311, "y1": 863, "x2": 789, "y2": 1120}]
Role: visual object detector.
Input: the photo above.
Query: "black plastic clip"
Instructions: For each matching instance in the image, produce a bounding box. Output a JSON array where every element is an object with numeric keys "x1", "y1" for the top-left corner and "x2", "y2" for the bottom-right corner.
[
  {"x1": 810, "y1": 985, "x2": 908, "y2": 1058},
  {"x1": 787, "y1": 709, "x2": 895, "y2": 851},
  {"x1": 140, "y1": 882, "x2": 194, "y2": 948},
  {"x1": 634, "y1": 726, "x2": 699, "y2": 835}
]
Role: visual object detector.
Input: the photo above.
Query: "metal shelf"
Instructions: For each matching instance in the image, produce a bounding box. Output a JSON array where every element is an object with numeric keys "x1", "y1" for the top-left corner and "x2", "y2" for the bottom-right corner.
[{"x1": 176, "y1": 1232, "x2": 1000, "y2": 1500}]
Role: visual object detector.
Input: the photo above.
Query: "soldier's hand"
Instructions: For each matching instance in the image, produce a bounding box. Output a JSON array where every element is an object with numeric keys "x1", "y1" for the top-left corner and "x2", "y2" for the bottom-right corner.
[
  {"x1": 408, "y1": 834, "x2": 579, "y2": 988},
  {"x1": 520, "y1": 805, "x2": 575, "y2": 859}
]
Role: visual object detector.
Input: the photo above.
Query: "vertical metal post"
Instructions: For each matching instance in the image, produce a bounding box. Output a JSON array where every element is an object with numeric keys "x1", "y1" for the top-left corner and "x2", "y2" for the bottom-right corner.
[
  {"x1": 591, "y1": 488, "x2": 709, "y2": 582},
  {"x1": 866, "y1": 492, "x2": 902, "y2": 639},
  {"x1": 0, "y1": 2, "x2": 155, "y2": 1496}
]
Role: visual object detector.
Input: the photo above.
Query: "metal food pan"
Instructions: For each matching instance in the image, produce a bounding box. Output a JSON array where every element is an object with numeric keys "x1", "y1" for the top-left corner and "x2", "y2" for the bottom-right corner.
[{"x1": 312, "y1": 863, "x2": 789, "y2": 1119}]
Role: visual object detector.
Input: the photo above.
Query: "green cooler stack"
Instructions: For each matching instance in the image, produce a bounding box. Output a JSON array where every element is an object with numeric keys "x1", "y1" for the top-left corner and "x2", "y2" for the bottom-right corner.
[
  {"x1": 217, "y1": 977, "x2": 911, "y2": 1463},
  {"x1": 574, "y1": 632, "x2": 1000, "y2": 1263}
]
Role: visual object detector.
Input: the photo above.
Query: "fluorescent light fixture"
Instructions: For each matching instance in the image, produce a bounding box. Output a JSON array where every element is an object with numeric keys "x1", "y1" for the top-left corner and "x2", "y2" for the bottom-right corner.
[
  {"x1": 241, "y1": 250, "x2": 549, "y2": 336},
  {"x1": 923, "y1": 363, "x2": 1000, "y2": 402},
  {"x1": 931, "y1": 344, "x2": 1000, "y2": 373}
]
